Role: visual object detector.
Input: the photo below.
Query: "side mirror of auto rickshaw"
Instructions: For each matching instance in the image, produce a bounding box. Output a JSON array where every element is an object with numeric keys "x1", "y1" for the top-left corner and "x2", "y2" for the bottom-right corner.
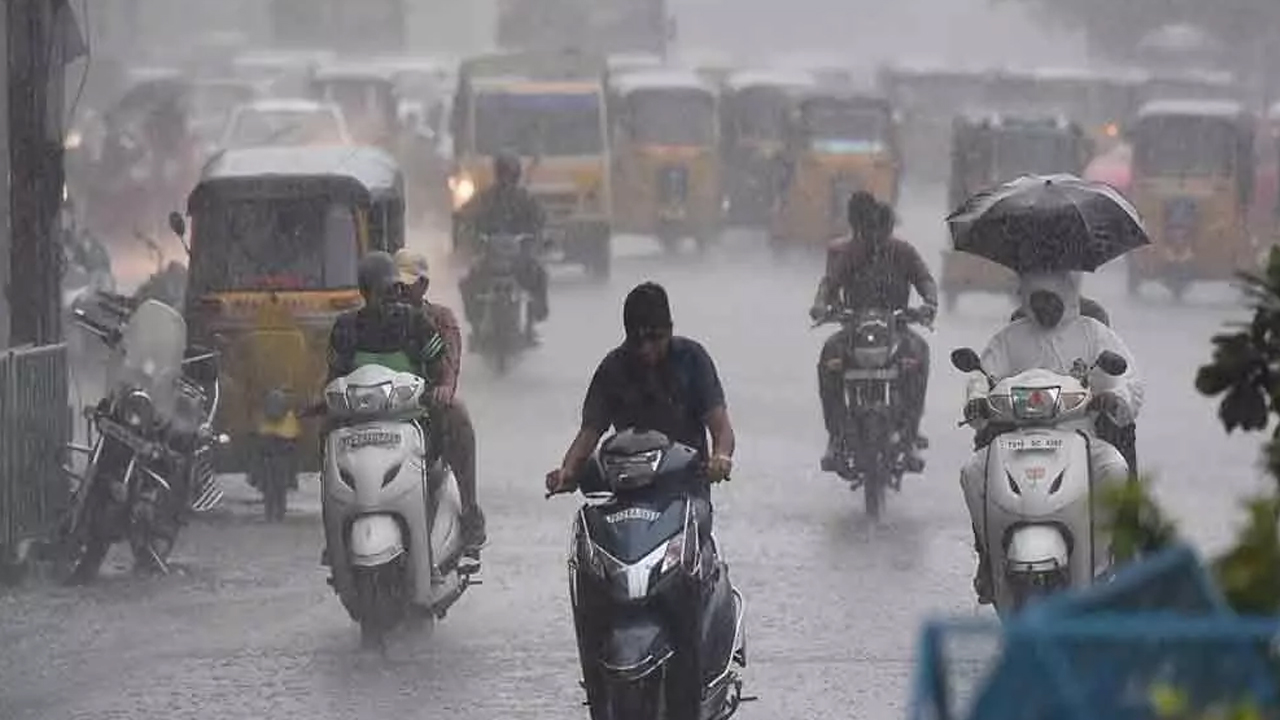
[
  {"x1": 168, "y1": 211, "x2": 186, "y2": 238},
  {"x1": 1094, "y1": 350, "x2": 1128, "y2": 377}
]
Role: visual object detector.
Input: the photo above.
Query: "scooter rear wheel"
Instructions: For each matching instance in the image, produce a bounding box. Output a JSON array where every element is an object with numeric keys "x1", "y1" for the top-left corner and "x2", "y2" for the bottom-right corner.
[{"x1": 605, "y1": 672, "x2": 665, "y2": 720}]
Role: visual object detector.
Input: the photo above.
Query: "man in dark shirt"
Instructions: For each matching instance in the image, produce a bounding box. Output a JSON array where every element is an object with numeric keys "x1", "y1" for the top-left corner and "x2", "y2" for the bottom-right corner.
[
  {"x1": 457, "y1": 151, "x2": 550, "y2": 341},
  {"x1": 810, "y1": 192, "x2": 938, "y2": 471},
  {"x1": 545, "y1": 281, "x2": 735, "y2": 492},
  {"x1": 544, "y1": 281, "x2": 734, "y2": 720}
]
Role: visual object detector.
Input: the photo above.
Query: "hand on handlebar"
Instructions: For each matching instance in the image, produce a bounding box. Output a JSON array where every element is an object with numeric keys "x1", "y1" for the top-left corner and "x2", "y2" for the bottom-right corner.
[
  {"x1": 705, "y1": 453, "x2": 733, "y2": 483},
  {"x1": 545, "y1": 466, "x2": 577, "y2": 498}
]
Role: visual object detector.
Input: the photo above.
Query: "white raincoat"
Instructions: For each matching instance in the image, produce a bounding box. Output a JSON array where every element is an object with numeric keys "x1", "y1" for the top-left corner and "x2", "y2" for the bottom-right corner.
[
  {"x1": 959, "y1": 270, "x2": 1139, "y2": 536},
  {"x1": 965, "y1": 271, "x2": 1144, "y2": 424}
]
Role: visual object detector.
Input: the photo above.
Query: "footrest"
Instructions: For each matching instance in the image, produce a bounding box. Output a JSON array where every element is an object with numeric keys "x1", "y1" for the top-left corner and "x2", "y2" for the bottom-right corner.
[{"x1": 457, "y1": 559, "x2": 482, "y2": 576}]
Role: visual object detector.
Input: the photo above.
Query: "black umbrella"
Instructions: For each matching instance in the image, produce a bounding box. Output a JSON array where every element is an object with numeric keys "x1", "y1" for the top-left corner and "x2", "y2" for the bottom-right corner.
[{"x1": 947, "y1": 174, "x2": 1150, "y2": 273}]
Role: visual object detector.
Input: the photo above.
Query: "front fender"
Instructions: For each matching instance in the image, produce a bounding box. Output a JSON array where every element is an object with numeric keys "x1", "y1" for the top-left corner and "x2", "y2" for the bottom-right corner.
[
  {"x1": 1006, "y1": 524, "x2": 1069, "y2": 573},
  {"x1": 348, "y1": 514, "x2": 405, "y2": 567},
  {"x1": 600, "y1": 613, "x2": 675, "y2": 682}
]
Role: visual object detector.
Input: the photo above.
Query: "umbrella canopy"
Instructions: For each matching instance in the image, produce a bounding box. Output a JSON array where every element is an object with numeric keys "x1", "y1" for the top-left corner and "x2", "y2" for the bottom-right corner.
[{"x1": 947, "y1": 174, "x2": 1149, "y2": 273}]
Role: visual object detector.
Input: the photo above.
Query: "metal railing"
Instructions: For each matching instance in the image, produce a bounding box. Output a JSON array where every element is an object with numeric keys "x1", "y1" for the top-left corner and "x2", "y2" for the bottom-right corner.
[{"x1": 0, "y1": 343, "x2": 69, "y2": 557}]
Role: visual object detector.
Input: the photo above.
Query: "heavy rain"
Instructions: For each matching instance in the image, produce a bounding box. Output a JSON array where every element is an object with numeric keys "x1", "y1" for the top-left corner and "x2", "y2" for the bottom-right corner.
[{"x1": 2, "y1": 0, "x2": 1279, "y2": 718}]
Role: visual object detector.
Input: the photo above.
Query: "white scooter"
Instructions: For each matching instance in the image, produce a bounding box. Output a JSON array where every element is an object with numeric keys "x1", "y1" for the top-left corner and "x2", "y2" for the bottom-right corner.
[
  {"x1": 318, "y1": 364, "x2": 479, "y2": 649},
  {"x1": 951, "y1": 348, "x2": 1130, "y2": 617}
]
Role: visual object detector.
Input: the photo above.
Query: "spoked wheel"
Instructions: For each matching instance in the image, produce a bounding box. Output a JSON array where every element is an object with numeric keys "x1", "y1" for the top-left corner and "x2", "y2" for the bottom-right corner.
[{"x1": 605, "y1": 672, "x2": 665, "y2": 720}]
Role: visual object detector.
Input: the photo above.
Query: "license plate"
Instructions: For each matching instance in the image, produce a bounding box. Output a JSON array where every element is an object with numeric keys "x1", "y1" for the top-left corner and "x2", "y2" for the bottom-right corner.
[
  {"x1": 341, "y1": 430, "x2": 401, "y2": 450},
  {"x1": 999, "y1": 435, "x2": 1064, "y2": 452},
  {"x1": 845, "y1": 367, "x2": 898, "y2": 380}
]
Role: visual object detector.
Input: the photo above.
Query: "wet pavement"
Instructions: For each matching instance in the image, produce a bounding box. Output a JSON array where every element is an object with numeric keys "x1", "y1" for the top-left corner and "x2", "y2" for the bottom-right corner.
[{"x1": 2, "y1": 180, "x2": 1267, "y2": 719}]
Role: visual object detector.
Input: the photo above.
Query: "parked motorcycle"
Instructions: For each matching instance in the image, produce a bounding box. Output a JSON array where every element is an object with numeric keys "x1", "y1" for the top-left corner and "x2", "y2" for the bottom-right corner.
[
  {"x1": 318, "y1": 364, "x2": 480, "y2": 650},
  {"x1": 472, "y1": 232, "x2": 535, "y2": 375},
  {"x1": 550, "y1": 429, "x2": 749, "y2": 720},
  {"x1": 951, "y1": 347, "x2": 1130, "y2": 616},
  {"x1": 814, "y1": 306, "x2": 931, "y2": 519},
  {"x1": 60, "y1": 294, "x2": 225, "y2": 582}
]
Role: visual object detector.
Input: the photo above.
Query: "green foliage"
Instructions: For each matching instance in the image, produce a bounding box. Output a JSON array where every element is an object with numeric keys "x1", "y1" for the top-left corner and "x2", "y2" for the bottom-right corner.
[
  {"x1": 1100, "y1": 476, "x2": 1179, "y2": 563},
  {"x1": 1192, "y1": 247, "x2": 1280, "y2": 613}
]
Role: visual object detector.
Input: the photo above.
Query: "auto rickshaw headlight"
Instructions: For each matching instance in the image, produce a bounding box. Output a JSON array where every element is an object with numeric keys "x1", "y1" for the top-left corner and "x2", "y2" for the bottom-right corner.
[{"x1": 449, "y1": 174, "x2": 476, "y2": 210}]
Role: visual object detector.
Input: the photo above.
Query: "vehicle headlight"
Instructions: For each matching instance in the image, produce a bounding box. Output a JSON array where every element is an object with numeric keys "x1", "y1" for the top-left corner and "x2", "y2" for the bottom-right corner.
[
  {"x1": 1010, "y1": 386, "x2": 1061, "y2": 421},
  {"x1": 601, "y1": 449, "x2": 663, "y2": 491},
  {"x1": 387, "y1": 383, "x2": 419, "y2": 411},
  {"x1": 64, "y1": 130, "x2": 83, "y2": 150},
  {"x1": 449, "y1": 174, "x2": 476, "y2": 210},
  {"x1": 345, "y1": 382, "x2": 391, "y2": 414},
  {"x1": 120, "y1": 389, "x2": 154, "y2": 428}
]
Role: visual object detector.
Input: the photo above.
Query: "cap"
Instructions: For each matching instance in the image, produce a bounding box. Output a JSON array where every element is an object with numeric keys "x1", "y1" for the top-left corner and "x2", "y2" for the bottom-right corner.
[
  {"x1": 394, "y1": 249, "x2": 430, "y2": 285},
  {"x1": 623, "y1": 281, "x2": 672, "y2": 336}
]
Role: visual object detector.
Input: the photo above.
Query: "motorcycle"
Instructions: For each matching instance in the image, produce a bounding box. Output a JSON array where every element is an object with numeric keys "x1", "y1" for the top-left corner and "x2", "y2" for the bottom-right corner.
[
  {"x1": 550, "y1": 429, "x2": 749, "y2": 720},
  {"x1": 318, "y1": 364, "x2": 480, "y2": 650},
  {"x1": 60, "y1": 294, "x2": 226, "y2": 582},
  {"x1": 472, "y1": 232, "x2": 536, "y2": 375},
  {"x1": 814, "y1": 306, "x2": 931, "y2": 519},
  {"x1": 951, "y1": 347, "x2": 1130, "y2": 616}
]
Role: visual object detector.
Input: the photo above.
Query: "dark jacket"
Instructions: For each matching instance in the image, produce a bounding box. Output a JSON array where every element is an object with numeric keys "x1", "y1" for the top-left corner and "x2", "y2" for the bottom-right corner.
[
  {"x1": 461, "y1": 183, "x2": 546, "y2": 237},
  {"x1": 327, "y1": 301, "x2": 448, "y2": 383},
  {"x1": 823, "y1": 236, "x2": 939, "y2": 310}
]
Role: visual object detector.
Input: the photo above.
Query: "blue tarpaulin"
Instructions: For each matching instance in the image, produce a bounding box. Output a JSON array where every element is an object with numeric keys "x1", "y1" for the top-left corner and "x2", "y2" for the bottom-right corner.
[{"x1": 909, "y1": 546, "x2": 1280, "y2": 720}]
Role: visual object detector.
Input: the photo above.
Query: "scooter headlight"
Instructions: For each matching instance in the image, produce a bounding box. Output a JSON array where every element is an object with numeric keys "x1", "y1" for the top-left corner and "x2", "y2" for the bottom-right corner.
[
  {"x1": 659, "y1": 531, "x2": 688, "y2": 575},
  {"x1": 345, "y1": 382, "x2": 392, "y2": 414},
  {"x1": 1010, "y1": 386, "x2": 1061, "y2": 420}
]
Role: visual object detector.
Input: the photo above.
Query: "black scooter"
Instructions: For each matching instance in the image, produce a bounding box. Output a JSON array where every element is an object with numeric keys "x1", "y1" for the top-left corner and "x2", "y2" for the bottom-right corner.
[{"x1": 550, "y1": 429, "x2": 749, "y2": 720}]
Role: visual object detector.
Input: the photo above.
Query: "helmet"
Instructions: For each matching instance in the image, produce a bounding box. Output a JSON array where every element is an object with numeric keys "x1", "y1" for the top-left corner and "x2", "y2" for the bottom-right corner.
[
  {"x1": 493, "y1": 151, "x2": 522, "y2": 185},
  {"x1": 357, "y1": 251, "x2": 399, "y2": 302}
]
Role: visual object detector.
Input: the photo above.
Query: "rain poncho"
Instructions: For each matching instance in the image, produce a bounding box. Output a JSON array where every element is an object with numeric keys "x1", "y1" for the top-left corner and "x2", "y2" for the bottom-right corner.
[{"x1": 965, "y1": 271, "x2": 1144, "y2": 425}]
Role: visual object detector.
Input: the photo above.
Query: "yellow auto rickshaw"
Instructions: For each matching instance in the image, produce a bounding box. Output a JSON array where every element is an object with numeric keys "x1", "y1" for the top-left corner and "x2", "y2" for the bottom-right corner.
[
  {"x1": 721, "y1": 69, "x2": 816, "y2": 228},
  {"x1": 176, "y1": 145, "x2": 405, "y2": 479},
  {"x1": 609, "y1": 69, "x2": 723, "y2": 252},
  {"x1": 1125, "y1": 99, "x2": 1256, "y2": 299},
  {"x1": 769, "y1": 90, "x2": 901, "y2": 250},
  {"x1": 942, "y1": 113, "x2": 1093, "y2": 310}
]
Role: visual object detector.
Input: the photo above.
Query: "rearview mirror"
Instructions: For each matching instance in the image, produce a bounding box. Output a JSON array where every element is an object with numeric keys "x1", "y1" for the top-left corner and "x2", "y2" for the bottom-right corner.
[
  {"x1": 168, "y1": 211, "x2": 186, "y2": 238},
  {"x1": 950, "y1": 347, "x2": 983, "y2": 373},
  {"x1": 1094, "y1": 351, "x2": 1127, "y2": 376}
]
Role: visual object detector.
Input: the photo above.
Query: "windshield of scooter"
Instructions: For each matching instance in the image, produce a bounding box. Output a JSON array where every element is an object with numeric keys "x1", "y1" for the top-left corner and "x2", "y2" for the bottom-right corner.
[{"x1": 111, "y1": 299, "x2": 187, "y2": 417}]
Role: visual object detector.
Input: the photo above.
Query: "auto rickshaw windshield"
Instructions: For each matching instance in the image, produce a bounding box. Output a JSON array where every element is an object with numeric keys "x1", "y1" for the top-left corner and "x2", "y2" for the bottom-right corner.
[
  {"x1": 1134, "y1": 116, "x2": 1237, "y2": 176},
  {"x1": 473, "y1": 91, "x2": 603, "y2": 156},
  {"x1": 733, "y1": 88, "x2": 792, "y2": 141},
  {"x1": 627, "y1": 89, "x2": 714, "y2": 146},
  {"x1": 189, "y1": 197, "x2": 359, "y2": 293},
  {"x1": 802, "y1": 103, "x2": 890, "y2": 150}
]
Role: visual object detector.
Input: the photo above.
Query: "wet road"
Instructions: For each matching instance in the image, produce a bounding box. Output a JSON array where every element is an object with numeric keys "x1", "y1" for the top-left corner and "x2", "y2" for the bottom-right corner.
[{"x1": 1, "y1": 180, "x2": 1267, "y2": 719}]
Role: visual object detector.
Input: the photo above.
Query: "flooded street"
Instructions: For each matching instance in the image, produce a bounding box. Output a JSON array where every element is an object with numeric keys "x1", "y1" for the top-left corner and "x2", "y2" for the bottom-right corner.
[{"x1": 2, "y1": 180, "x2": 1265, "y2": 719}]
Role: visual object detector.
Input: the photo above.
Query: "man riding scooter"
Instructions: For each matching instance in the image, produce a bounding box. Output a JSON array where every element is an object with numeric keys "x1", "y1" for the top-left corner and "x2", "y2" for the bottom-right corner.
[
  {"x1": 457, "y1": 151, "x2": 550, "y2": 344},
  {"x1": 393, "y1": 249, "x2": 487, "y2": 557},
  {"x1": 320, "y1": 252, "x2": 449, "y2": 571},
  {"x1": 960, "y1": 269, "x2": 1144, "y2": 605},
  {"x1": 810, "y1": 192, "x2": 938, "y2": 472}
]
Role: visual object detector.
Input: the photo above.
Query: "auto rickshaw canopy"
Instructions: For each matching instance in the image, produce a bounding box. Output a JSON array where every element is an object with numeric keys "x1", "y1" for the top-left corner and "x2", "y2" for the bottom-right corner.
[{"x1": 188, "y1": 145, "x2": 404, "y2": 209}]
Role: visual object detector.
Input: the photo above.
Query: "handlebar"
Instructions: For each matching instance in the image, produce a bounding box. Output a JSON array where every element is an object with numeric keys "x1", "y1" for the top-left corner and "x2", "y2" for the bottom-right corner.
[{"x1": 811, "y1": 306, "x2": 934, "y2": 329}]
